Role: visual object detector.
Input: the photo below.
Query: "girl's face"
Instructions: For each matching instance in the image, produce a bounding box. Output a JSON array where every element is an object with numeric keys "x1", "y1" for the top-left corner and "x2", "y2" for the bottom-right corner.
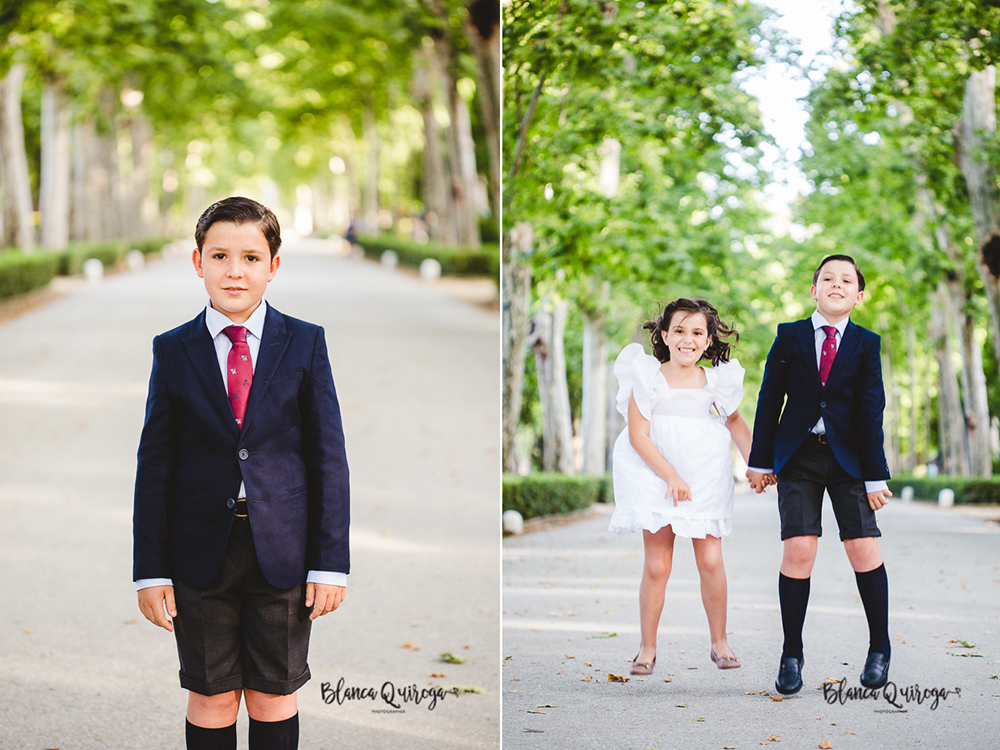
[{"x1": 661, "y1": 311, "x2": 711, "y2": 365}]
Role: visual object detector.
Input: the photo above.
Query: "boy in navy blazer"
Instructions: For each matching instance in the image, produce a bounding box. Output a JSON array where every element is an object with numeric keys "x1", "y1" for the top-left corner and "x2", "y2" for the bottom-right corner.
[
  {"x1": 747, "y1": 255, "x2": 892, "y2": 696},
  {"x1": 133, "y1": 197, "x2": 349, "y2": 750}
]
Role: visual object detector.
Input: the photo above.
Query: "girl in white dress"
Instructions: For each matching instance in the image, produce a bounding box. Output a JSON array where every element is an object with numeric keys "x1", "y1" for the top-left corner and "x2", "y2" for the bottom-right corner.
[{"x1": 610, "y1": 298, "x2": 755, "y2": 675}]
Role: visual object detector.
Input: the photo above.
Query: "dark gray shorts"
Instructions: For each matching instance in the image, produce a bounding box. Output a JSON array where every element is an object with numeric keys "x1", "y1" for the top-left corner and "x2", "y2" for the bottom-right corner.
[
  {"x1": 777, "y1": 434, "x2": 881, "y2": 541},
  {"x1": 172, "y1": 518, "x2": 312, "y2": 696}
]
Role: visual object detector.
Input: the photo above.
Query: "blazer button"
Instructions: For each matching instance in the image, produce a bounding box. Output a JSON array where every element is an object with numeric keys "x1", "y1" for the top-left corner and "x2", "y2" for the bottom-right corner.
[
  {"x1": 239, "y1": 448, "x2": 249, "y2": 460},
  {"x1": 820, "y1": 401, "x2": 827, "y2": 408},
  {"x1": 227, "y1": 497, "x2": 235, "y2": 508}
]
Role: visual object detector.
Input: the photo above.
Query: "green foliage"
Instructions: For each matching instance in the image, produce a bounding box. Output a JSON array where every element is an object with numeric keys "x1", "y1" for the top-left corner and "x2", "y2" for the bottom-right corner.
[
  {"x1": 887, "y1": 474, "x2": 1000, "y2": 505},
  {"x1": 502, "y1": 472, "x2": 612, "y2": 520},
  {"x1": 0, "y1": 251, "x2": 61, "y2": 300},
  {"x1": 356, "y1": 234, "x2": 499, "y2": 279}
]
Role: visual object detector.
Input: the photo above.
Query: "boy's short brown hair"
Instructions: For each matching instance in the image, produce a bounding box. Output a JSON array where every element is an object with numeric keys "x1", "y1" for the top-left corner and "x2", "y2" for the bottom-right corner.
[
  {"x1": 813, "y1": 254, "x2": 866, "y2": 291},
  {"x1": 195, "y1": 196, "x2": 282, "y2": 259}
]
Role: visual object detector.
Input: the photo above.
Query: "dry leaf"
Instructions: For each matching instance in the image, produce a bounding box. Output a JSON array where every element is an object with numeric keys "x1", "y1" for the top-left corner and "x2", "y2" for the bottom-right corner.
[
  {"x1": 825, "y1": 678, "x2": 843, "y2": 683},
  {"x1": 770, "y1": 696, "x2": 784, "y2": 702},
  {"x1": 565, "y1": 654, "x2": 576, "y2": 659},
  {"x1": 769, "y1": 736, "x2": 780, "y2": 742},
  {"x1": 663, "y1": 678, "x2": 672, "y2": 683},
  {"x1": 527, "y1": 710, "x2": 547, "y2": 714},
  {"x1": 537, "y1": 704, "x2": 557, "y2": 708},
  {"x1": 429, "y1": 673, "x2": 446, "y2": 678},
  {"x1": 556, "y1": 671, "x2": 564, "y2": 675},
  {"x1": 608, "y1": 673, "x2": 629, "y2": 683},
  {"x1": 675, "y1": 702, "x2": 689, "y2": 708},
  {"x1": 511, "y1": 675, "x2": 520, "y2": 681},
  {"x1": 845, "y1": 731, "x2": 856, "y2": 735},
  {"x1": 524, "y1": 729, "x2": 544, "y2": 733},
  {"x1": 819, "y1": 742, "x2": 833, "y2": 749},
  {"x1": 582, "y1": 676, "x2": 593, "y2": 682},
  {"x1": 401, "y1": 642, "x2": 415, "y2": 649},
  {"x1": 745, "y1": 690, "x2": 757, "y2": 695},
  {"x1": 123, "y1": 619, "x2": 137, "y2": 625}
]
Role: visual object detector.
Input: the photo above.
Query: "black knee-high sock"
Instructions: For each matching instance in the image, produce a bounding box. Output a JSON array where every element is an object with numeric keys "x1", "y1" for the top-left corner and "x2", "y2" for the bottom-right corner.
[
  {"x1": 249, "y1": 714, "x2": 299, "y2": 750},
  {"x1": 855, "y1": 563, "x2": 890, "y2": 655},
  {"x1": 779, "y1": 573, "x2": 810, "y2": 660},
  {"x1": 185, "y1": 720, "x2": 236, "y2": 750}
]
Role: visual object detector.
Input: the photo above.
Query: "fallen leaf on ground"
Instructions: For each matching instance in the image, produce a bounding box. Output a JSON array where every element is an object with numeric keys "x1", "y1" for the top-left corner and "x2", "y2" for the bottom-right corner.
[
  {"x1": 537, "y1": 704, "x2": 557, "y2": 708},
  {"x1": 441, "y1": 652, "x2": 466, "y2": 663},
  {"x1": 429, "y1": 673, "x2": 446, "y2": 678},
  {"x1": 663, "y1": 678, "x2": 672, "y2": 682},
  {"x1": 695, "y1": 717, "x2": 706, "y2": 722},
  {"x1": 745, "y1": 691, "x2": 756, "y2": 695},
  {"x1": 527, "y1": 710, "x2": 547, "y2": 714},
  {"x1": 565, "y1": 654, "x2": 575, "y2": 659},
  {"x1": 524, "y1": 729, "x2": 544, "y2": 733},
  {"x1": 845, "y1": 730, "x2": 855, "y2": 735},
  {"x1": 825, "y1": 678, "x2": 842, "y2": 683},
  {"x1": 950, "y1": 652, "x2": 984, "y2": 657},
  {"x1": 768, "y1": 736, "x2": 780, "y2": 742},
  {"x1": 819, "y1": 742, "x2": 833, "y2": 749},
  {"x1": 582, "y1": 676, "x2": 593, "y2": 682},
  {"x1": 608, "y1": 673, "x2": 629, "y2": 683},
  {"x1": 441, "y1": 685, "x2": 485, "y2": 695},
  {"x1": 770, "y1": 696, "x2": 784, "y2": 702},
  {"x1": 511, "y1": 675, "x2": 519, "y2": 681},
  {"x1": 676, "y1": 703, "x2": 689, "y2": 708},
  {"x1": 592, "y1": 632, "x2": 618, "y2": 639}
]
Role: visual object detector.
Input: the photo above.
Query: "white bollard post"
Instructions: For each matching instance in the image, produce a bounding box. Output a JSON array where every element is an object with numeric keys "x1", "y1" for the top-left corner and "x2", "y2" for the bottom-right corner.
[
  {"x1": 380, "y1": 250, "x2": 398, "y2": 269},
  {"x1": 419, "y1": 258, "x2": 442, "y2": 281},
  {"x1": 901, "y1": 486, "x2": 914, "y2": 503},
  {"x1": 938, "y1": 488, "x2": 954, "y2": 508},
  {"x1": 503, "y1": 509, "x2": 524, "y2": 536},
  {"x1": 83, "y1": 258, "x2": 104, "y2": 284},
  {"x1": 126, "y1": 249, "x2": 145, "y2": 271}
]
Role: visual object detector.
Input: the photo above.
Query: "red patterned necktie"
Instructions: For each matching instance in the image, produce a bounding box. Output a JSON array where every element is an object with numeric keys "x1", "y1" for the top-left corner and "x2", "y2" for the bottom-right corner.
[
  {"x1": 819, "y1": 325, "x2": 837, "y2": 387},
  {"x1": 224, "y1": 326, "x2": 252, "y2": 428}
]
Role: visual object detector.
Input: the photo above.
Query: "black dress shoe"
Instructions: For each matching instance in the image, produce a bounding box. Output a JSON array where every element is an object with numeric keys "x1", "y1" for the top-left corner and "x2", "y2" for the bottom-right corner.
[
  {"x1": 775, "y1": 655, "x2": 803, "y2": 695},
  {"x1": 860, "y1": 650, "x2": 891, "y2": 689}
]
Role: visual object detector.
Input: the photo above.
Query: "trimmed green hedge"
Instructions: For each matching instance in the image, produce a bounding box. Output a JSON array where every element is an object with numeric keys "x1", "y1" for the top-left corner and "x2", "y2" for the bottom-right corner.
[
  {"x1": 503, "y1": 473, "x2": 614, "y2": 520},
  {"x1": 0, "y1": 252, "x2": 63, "y2": 299},
  {"x1": 887, "y1": 474, "x2": 1000, "y2": 504},
  {"x1": 0, "y1": 237, "x2": 173, "y2": 301},
  {"x1": 357, "y1": 234, "x2": 499, "y2": 280}
]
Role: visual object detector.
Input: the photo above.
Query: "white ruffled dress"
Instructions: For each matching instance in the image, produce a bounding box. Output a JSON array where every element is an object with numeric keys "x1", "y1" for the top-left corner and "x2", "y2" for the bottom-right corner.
[{"x1": 609, "y1": 342, "x2": 745, "y2": 538}]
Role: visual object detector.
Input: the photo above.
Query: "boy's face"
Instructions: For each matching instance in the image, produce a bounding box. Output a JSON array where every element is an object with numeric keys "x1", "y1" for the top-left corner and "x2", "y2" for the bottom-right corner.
[
  {"x1": 193, "y1": 221, "x2": 280, "y2": 324},
  {"x1": 810, "y1": 259, "x2": 863, "y2": 323}
]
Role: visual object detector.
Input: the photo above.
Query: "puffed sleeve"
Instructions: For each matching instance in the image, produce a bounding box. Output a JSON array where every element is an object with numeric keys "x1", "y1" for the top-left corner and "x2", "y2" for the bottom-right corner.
[
  {"x1": 706, "y1": 358, "x2": 745, "y2": 419},
  {"x1": 614, "y1": 343, "x2": 661, "y2": 422}
]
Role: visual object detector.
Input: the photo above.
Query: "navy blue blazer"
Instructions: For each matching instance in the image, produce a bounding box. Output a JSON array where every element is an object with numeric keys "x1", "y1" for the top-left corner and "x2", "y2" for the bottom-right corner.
[
  {"x1": 133, "y1": 305, "x2": 350, "y2": 590},
  {"x1": 748, "y1": 318, "x2": 890, "y2": 482}
]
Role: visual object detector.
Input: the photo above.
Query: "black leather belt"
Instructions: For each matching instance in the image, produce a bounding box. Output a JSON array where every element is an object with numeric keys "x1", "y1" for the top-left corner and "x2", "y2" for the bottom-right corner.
[{"x1": 235, "y1": 498, "x2": 248, "y2": 518}]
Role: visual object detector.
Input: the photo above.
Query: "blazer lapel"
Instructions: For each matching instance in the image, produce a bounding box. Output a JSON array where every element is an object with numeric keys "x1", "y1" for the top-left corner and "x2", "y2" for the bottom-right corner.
[
  {"x1": 796, "y1": 320, "x2": 821, "y2": 389},
  {"x1": 825, "y1": 320, "x2": 860, "y2": 389},
  {"x1": 182, "y1": 312, "x2": 240, "y2": 438},
  {"x1": 241, "y1": 305, "x2": 292, "y2": 438}
]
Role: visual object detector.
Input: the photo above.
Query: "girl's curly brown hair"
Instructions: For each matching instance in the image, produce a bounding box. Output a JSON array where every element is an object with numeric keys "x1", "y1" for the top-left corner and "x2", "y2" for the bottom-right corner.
[{"x1": 642, "y1": 298, "x2": 739, "y2": 366}]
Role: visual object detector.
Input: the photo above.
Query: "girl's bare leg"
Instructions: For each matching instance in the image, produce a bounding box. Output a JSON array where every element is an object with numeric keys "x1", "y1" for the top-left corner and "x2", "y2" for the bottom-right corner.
[
  {"x1": 692, "y1": 535, "x2": 736, "y2": 659},
  {"x1": 637, "y1": 525, "x2": 676, "y2": 664}
]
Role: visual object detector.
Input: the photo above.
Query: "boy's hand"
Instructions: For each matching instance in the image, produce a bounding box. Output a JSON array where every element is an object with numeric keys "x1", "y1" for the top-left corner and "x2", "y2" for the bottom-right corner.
[
  {"x1": 306, "y1": 583, "x2": 345, "y2": 620},
  {"x1": 137, "y1": 586, "x2": 176, "y2": 632},
  {"x1": 746, "y1": 470, "x2": 775, "y2": 493},
  {"x1": 867, "y1": 489, "x2": 892, "y2": 510},
  {"x1": 665, "y1": 472, "x2": 692, "y2": 506}
]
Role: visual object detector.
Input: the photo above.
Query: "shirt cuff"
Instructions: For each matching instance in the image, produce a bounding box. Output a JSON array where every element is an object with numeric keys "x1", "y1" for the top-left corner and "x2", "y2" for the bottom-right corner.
[
  {"x1": 306, "y1": 570, "x2": 347, "y2": 587},
  {"x1": 864, "y1": 481, "x2": 889, "y2": 493},
  {"x1": 136, "y1": 578, "x2": 173, "y2": 591},
  {"x1": 747, "y1": 467, "x2": 773, "y2": 475}
]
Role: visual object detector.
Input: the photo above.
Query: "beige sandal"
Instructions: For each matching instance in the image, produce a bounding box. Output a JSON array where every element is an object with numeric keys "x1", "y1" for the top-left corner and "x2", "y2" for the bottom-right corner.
[
  {"x1": 630, "y1": 653, "x2": 656, "y2": 675},
  {"x1": 710, "y1": 646, "x2": 741, "y2": 670}
]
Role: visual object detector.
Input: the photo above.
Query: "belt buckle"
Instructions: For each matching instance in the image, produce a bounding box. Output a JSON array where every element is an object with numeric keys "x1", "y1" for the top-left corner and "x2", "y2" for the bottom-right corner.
[
  {"x1": 235, "y1": 498, "x2": 248, "y2": 518},
  {"x1": 816, "y1": 433, "x2": 828, "y2": 445}
]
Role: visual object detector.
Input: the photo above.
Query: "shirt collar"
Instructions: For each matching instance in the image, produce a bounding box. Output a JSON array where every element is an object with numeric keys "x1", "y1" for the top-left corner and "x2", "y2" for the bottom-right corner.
[
  {"x1": 205, "y1": 300, "x2": 268, "y2": 340},
  {"x1": 811, "y1": 309, "x2": 849, "y2": 337}
]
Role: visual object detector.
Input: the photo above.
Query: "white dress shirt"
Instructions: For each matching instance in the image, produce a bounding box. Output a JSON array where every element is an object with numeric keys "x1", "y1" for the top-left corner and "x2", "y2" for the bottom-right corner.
[
  {"x1": 137, "y1": 300, "x2": 347, "y2": 590},
  {"x1": 749, "y1": 310, "x2": 889, "y2": 493}
]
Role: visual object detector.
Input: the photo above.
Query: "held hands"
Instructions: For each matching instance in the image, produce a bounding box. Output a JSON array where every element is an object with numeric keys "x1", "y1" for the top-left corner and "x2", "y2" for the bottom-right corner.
[
  {"x1": 306, "y1": 583, "x2": 345, "y2": 620},
  {"x1": 665, "y1": 471, "x2": 692, "y2": 506},
  {"x1": 137, "y1": 585, "x2": 176, "y2": 632},
  {"x1": 867, "y1": 489, "x2": 892, "y2": 511},
  {"x1": 746, "y1": 470, "x2": 777, "y2": 494}
]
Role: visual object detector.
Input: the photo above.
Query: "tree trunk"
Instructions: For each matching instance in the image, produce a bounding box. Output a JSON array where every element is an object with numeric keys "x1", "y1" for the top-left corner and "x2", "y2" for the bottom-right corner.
[
  {"x1": 463, "y1": 0, "x2": 500, "y2": 217},
  {"x1": 962, "y1": 312, "x2": 993, "y2": 476},
  {"x1": 502, "y1": 223, "x2": 533, "y2": 473},
  {"x1": 362, "y1": 100, "x2": 380, "y2": 235},
  {"x1": 529, "y1": 300, "x2": 574, "y2": 473},
  {"x1": 581, "y1": 281, "x2": 610, "y2": 476},
  {"x1": 956, "y1": 66, "x2": 1000, "y2": 370},
  {"x1": 0, "y1": 63, "x2": 35, "y2": 251},
  {"x1": 413, "y1": 46, "x2": 454, "y2": 244},
  {"x1": 451, "y1": 87, "x2": 481, "y2": 247},
  {"x1": 129, "y1": 112, "x2": 154, "y2": 240},
  {"x1": 40, "y1": 78, "x2": 72, "y2": 250},
  {"x1": 931, "y1": 283, "x2": 969, "y2": 475}
]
